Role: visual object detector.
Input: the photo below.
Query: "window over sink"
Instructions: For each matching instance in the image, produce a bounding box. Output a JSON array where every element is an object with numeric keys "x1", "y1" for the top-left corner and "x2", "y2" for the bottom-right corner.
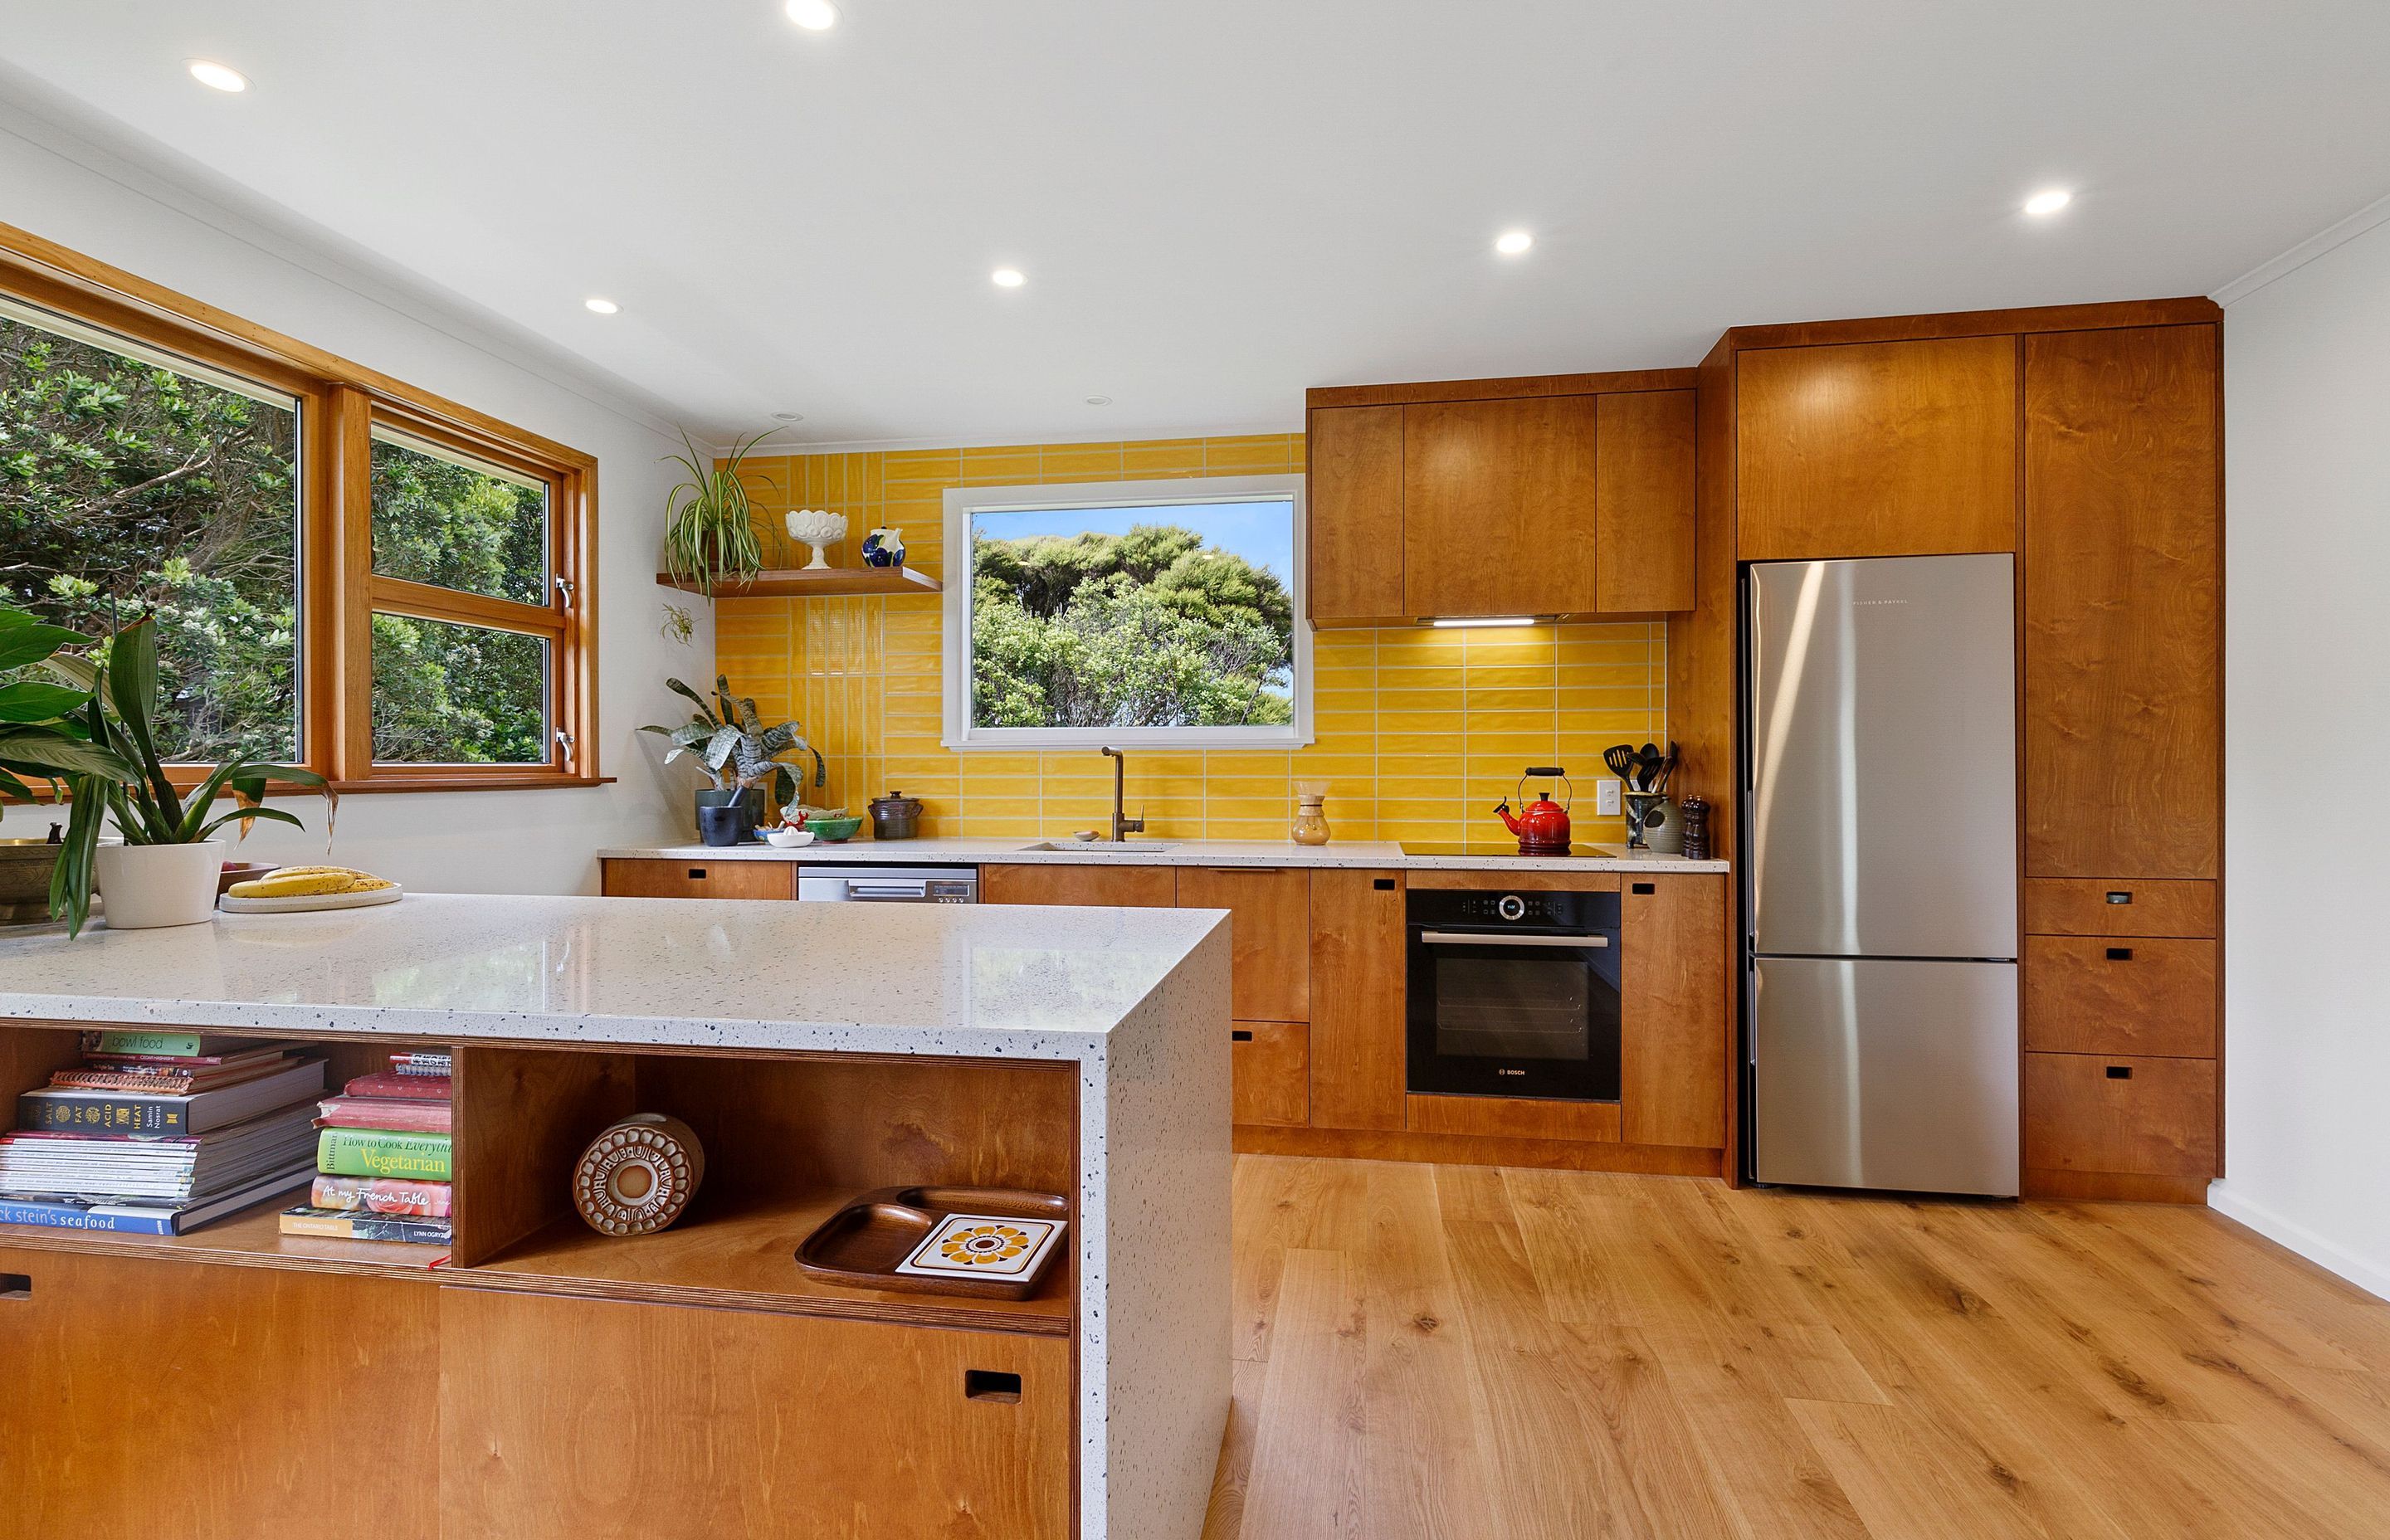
[{"x1": 941, "y1": 474, "x2": 1313, "y2": 749}]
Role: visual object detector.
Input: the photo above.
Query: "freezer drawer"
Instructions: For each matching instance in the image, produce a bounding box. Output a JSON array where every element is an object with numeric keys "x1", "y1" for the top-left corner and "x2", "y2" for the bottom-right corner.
[
  {"x1": 1753, "y1": 957, "x2": 2018, "y2": 1196},
  {"x1": 1747, "y1": 555, "x2": 2018, "y2": 960}
]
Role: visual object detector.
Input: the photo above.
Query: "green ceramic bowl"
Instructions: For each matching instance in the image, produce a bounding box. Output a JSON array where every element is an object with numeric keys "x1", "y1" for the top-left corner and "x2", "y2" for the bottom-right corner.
[{"x1": 805, "y1": 815, "x2": 865, "y2": 842}]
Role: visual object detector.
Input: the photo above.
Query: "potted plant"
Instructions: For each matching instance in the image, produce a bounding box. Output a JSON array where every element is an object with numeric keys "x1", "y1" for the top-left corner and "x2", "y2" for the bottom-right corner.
[
  {"x1": 641, "y1": 675, "x2": 825, "y2": 844},
  {"x1": 661, "y1": 429, "x2": 772, "y2": 597},
  {"x1": 0, "y1": 605, "x2": 131, "y2": 922},
  {"x1": 46, "y1": 615, "x2": 333, "y2": 933}
]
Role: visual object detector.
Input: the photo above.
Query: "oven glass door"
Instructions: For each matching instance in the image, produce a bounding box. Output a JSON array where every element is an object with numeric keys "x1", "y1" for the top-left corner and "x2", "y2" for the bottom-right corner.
[{"x1": 1407, "y1": 929, "x2": 1622, "y2": 1100}]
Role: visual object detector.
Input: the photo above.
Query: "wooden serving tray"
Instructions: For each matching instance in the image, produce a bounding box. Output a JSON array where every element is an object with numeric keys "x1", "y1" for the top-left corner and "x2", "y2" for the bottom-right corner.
[{"x1": 794, "y1": 1186, "x2": 1068, "y2": 1300}]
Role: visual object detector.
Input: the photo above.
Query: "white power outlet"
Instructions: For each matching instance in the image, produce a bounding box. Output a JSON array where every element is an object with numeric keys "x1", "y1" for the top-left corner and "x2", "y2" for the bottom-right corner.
[{"x1": 1597, "y1": 778, "x2": 1622, "y2": 817}]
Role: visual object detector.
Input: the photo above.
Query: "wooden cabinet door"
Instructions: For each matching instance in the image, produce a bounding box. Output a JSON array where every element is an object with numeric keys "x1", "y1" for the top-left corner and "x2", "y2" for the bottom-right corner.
[
  {"x1": 1402, "y1": 396, "x2": 1599, "y2": 616},
  {"x1": 981, "y1": 861, "x2": 1176, "y2": 907},
  {"x1": 2023, "y1": 936, "x2": 2217, "y2": 1059},
  {"x1": 1308, "y1": 869, "x2": 1407, "y2": 1130},
  {"x1": 2023, "y1": 324, "x2": 2222, "y2": 880},
  {"x1": 441, "y1": 1289, "x2": 1071, "y2": 1540},
  {"x1": 1595, "y1": 388, "x2": 1697, "y2": 612},
  {"x1": 1619, "y1": 874, "x2": 1728, "y2": 1149},
  {"x1": 2024, "y1": 1052, "x2": 2217, "y2": 1178},
  {"x1": 0, "y1": 1249, "x2": 439, "y2": 1540},
  {"x1": 1232, "y1": 1020, "x2": 1310, "y2": 1126},
  {"x1": 1736, "y1": 335, "x2": 2019, "y2": 561},
  {"x1": 600, "y1": 857, "x2": 793, "y2": 899},
  {"x1": 1307, "y1": 405, "x2": 1406, "y2": 622},
  {"x1": 1176, "y1": 865, "x2": 1311, "y2": 1021}
]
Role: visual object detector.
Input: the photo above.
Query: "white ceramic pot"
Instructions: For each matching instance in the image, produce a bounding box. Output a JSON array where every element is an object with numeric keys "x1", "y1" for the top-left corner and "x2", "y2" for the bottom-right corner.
[{"x1": 92, "y1": 840, "x2": 226, "y2": 929}]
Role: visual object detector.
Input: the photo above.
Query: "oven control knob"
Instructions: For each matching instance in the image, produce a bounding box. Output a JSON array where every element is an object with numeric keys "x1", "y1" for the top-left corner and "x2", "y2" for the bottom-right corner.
[{"x1": 1496, "y1": 894, "x2": 1526, "y2": 922}]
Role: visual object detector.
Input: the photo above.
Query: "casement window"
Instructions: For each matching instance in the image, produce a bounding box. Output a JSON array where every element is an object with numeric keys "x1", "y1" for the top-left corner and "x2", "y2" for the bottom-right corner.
[
  {"x1": 0, "y1": 226, "x2": 596, "y2": 790},
  {"x1": 941, "y1": 475, "x2": 1311, "y2": 749}
]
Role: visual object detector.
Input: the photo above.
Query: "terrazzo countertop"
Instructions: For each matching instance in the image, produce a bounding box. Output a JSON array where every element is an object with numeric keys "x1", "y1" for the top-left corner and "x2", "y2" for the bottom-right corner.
[
  {"x1": 0, "y1": 891, "x2": 1225, "y2": 1056},
  {"x1": 598, "y1": 835, "x2": 1729, "y2": 875}
]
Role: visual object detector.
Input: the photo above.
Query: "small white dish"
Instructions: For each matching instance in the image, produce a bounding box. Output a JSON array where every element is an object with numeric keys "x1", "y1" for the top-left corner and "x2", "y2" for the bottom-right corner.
[{"x1": 763, "y1": 827, "x2": 815, "y2": 849}]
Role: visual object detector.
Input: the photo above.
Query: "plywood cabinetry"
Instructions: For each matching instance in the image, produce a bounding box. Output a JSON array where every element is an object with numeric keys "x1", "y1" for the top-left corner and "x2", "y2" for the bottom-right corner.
[
  {"x1": 1403, "y1": 394, "x2": 1602, "y2": 616},
  {"x1": 982, "y1": 861, "x2": 1177, "y2": 908},
  {"x1": 2023, "y1": 936, "x2": 2217, "y2": 1059},
  {"x1": 1176, "y1": 865, "x2": 1311, "y2": 1021},
  {"x1": 1619, "y1": 873, "x2": 1728, "y2": 1148},
  {"x1": 1305, "y1": 404, "x2": 1406, "y2": 621},
  {"x1": 1304, "y1": 373, "x2": 1697, "y2": 622},
  {"x1": 2023, "y1": 324, "x2": 2222, "y2": 880},
  {"x1": 1307, "y1": 868, "x2": 1408, "y2": 1132},
  {"x1": 2025, "y1": 1052, "x2": 2217, "y2": 1180},
  {"x1": 0, "y1": 1248, "x2": 441, "y2": 1540},
  {"x1": 441, "y1": 1289, "x2": 1072, "y2": 1540},
  {"x1": 1231, "y1": 1020, "x2": 1310, "y2": 1127},
  {"x1": 600, "y1": 857, "x2": 793, "y2": 899},
  {"x1": 1736, "y1": 334, "x2": 2019, "y2": 561}
]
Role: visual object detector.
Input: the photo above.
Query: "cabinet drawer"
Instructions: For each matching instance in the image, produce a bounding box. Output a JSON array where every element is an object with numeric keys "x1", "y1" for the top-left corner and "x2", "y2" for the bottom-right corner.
[
  {"x1": 2024, "y1": 1052, "x2": 2217, "y2": 1177},
  {"x1": 1232, "y1": 1020, "x2": 1310, "y2": 1127},
  {"x1": 441, "y1": 1289, "x2": 1071, "y2": 1540},
  {"x1": 1177, "y1": 866, "x2": 1311, "y2": 1021},
  {"x1": 1406, "y1": 1093, "x2": 1621, "y2": 1143},
  {"x1": 2024, "y1": 879, "x2": 2216, "y2": 938},
  {"x1": 600, "y1": 858, "x2": 793, "y2": 900},
  {"x1": 2023, "y1": 936, "x2": 2216, "y2": 1058}
]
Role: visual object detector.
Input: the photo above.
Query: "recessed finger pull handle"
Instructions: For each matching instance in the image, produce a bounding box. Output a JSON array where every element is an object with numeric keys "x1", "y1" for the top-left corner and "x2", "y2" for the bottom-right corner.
[
  {"x1": 2105, "y1": 890, "x2": 2134, "y2": 905},
  {"x1": 0, "y1": 1273, "x2": 29, "y2": 1300},
  {"x1": 2106, "y1": 947, "x2": 2134, "y2": 961},
  {"x1": 2106, "y1": 1065, "x2": 2133, "y2": 1080},
  {"x1": 1232, "y1": 1030, "x2": 1254, "y2": 1042},
  {"x1": 686, "y1": 867, "x2": 706, "y2": 880},
  {"x1": 965, "y1": 1370, "x2": 1022, "y2": 1403},
  {"x1": 1632, "y1": 881, "x2": 1656, "y2": 895}
]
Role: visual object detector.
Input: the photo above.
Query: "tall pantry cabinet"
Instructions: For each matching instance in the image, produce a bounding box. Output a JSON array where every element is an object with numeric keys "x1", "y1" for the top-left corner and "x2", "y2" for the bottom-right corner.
[{"x1": 1675, "y1": 300, "x2": 2226, "y2": 1201}]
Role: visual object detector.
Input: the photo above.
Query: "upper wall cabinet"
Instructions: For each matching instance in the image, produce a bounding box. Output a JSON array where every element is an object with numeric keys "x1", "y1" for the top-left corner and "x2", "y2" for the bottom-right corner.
[
  {"x1": 1305, "y1": 375, "x2": 1696, "y2": 624},
  {"x1": 1403, "y1": 395, "x2": 1600, "y2": 617},
  {"x1": 1736, "y1": 335, "x2": 2019, "y2": 562},
  {"x1": 2022, "y1": 324, "x2": 2222, "y2": 880}
]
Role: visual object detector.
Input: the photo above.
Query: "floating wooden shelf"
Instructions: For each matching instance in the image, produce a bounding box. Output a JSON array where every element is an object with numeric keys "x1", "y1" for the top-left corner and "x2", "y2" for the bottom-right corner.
[{"x1": 656, "y1": 567, "x2": 941, "y2": 598}]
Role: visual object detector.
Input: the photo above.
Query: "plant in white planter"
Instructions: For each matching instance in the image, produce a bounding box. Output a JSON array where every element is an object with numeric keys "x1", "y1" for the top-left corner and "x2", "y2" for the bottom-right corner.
[{"x1": 47, "y1": 615, "x2": 333, "y2": 934}]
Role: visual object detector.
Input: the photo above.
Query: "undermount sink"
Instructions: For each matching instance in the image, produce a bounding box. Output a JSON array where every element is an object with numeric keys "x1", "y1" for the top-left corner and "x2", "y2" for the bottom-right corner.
[{"x1": 1023, "y1": 840, "x2": 1181, "y2": 854}]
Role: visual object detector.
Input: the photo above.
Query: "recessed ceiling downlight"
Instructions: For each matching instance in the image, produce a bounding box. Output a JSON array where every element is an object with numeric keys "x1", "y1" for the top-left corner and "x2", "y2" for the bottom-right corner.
[
  {"x1": 991, "y1": 268, "x2": 1027, "y2": 289},
  {"x1": 583, "y1": 297, "x2": 621, "y2": 314},
  {"x1": 187, "y1": 60, "x2": 250, "y2": 93},
  {"x1": 785, "y1": 0, "x2": 839, "y2": 30},
  {"x1": 1495, "y1": 229, "x2": 1534, "y2": 256},
  {"x1": 2023, "y1": 188, "x2": 2073, "y2": 217},
  {"x1": 773, "y1": 412, "x2": 805, "y2": 422},
  {"x1": 1085, "y1": 396, "x2": 1112, "y2": 407}
]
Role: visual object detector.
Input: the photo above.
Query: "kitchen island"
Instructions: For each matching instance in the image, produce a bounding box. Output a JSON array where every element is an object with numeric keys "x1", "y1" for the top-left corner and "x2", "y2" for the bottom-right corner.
[{"x1": 0, "y1": 894, "x2": 1232, "y2": 1540}]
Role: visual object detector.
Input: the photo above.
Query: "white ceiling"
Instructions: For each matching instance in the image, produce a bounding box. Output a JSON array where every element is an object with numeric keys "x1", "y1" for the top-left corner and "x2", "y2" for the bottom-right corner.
[{"x1": 3, "y1": 2, "x2": 2388, "y2": 447}]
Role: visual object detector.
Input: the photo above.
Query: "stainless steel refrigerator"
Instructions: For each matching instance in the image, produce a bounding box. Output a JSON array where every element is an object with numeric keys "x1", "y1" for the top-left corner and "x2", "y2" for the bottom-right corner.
[{"x1": 1744, "y1": 553, "x2": 2019, "y2": 1196}]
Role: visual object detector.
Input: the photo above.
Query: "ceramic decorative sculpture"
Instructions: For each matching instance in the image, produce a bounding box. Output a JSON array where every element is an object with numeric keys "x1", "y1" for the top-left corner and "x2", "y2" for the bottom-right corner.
[
  {"x1": 784, "y1": 508, "x2": 848, "y2": 570},
  {"x1": 572, "y1": 1113, "x2": 706, "y2": 1236},
  {"x1": 860, "y1": 526, "x2": 906, "y2": 568}
]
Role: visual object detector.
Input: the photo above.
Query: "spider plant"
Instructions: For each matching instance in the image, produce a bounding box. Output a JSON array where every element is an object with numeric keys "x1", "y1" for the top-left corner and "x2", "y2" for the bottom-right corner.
[
  {"x1": 640, "y1": 675, "x2": 825, "y2": 811},
  {"x1": 661, "y1": 429, "x2": 772, "y2": 597},
  {"x1": 46, "y1": 614, "x2": 333, "y2": 936}
]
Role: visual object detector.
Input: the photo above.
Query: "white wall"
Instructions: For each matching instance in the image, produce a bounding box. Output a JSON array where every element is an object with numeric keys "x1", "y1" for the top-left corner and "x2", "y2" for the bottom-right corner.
[
  {"x1": 2212, "y1": 213, "x2": 2390, "y2": 1299},
  {"x1": 0, "y1": 112, "x2": 711, "y2": 894}
]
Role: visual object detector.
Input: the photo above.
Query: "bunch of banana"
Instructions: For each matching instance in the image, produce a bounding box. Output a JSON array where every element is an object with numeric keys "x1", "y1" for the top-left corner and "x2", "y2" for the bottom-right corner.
[{"x1": 227, "y1": 865, "x2": 396, "y2": 899}]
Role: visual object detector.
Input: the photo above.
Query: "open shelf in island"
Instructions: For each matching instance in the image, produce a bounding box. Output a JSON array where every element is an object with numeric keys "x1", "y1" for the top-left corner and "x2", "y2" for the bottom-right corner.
[{"x1": 457, "y1": 1186, "x2": 1074, "y2": 1333}]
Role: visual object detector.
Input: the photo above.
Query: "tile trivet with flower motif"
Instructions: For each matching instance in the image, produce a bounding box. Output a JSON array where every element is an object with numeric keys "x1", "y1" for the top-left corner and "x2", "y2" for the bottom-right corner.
[{"x1": 895, "y1": 1211, "x2": 1066, "y2": 1284}]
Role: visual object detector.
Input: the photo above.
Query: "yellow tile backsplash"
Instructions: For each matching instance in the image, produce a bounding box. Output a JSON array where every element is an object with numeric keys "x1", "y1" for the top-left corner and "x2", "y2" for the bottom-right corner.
[{"x1": 715, "y1": 435, "x2": 1665, "y2": 846}]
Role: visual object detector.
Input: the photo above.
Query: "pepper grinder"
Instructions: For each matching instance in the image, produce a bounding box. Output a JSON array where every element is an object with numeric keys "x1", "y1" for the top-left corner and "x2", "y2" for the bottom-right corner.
[{"x1": 1680, "y1": 797, "x2": 1710, "y2": 862}]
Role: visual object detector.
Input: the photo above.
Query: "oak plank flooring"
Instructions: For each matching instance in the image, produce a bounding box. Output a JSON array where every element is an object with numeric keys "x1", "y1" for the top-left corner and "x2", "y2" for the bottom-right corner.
[{"x1": 1210, "y1": 1155, "x2": 2390, "y2": 1540}]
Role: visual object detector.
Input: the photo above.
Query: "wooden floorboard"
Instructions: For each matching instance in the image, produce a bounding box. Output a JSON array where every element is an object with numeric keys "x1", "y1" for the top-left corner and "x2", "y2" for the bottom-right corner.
[{"x1": 1206, "y1": 1153, "x2": 2390, "y2": 1540}]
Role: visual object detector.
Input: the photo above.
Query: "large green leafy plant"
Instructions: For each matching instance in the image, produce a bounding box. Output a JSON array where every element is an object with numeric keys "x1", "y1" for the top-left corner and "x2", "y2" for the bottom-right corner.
[
  {"x1": 45, "y1": 614, "x2": 332, "y2": 935},
  {"x1": 0, "y1": 606, "x2": 128, "y2": 807},
  {"x1": 640, "y1": 675, "x2": 825, "y2": 810},
  {"x1": 661, "y1": 431, "x2": 769, "y2": 597}
]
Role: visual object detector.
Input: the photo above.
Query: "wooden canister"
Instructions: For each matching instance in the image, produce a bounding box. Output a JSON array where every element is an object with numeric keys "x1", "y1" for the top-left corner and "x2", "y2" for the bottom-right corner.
[{"x1": 572, "y1": 1114, "x2": 706, "y2": 1236}]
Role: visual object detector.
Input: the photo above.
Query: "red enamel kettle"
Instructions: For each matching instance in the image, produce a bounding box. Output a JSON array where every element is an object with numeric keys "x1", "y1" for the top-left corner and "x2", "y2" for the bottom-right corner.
[{"x1": 1495, "y1": 767, "x2": 1573, "y2": 855}]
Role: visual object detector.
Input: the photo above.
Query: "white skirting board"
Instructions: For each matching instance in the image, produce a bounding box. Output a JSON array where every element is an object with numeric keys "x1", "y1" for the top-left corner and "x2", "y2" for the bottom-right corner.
[{"x1": 2207, "y1": 1183, "x2": 2390, "y2": 1303}]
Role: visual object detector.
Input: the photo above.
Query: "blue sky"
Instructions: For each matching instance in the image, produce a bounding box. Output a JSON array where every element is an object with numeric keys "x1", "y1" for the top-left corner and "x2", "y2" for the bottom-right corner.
[{"x1": 972, "y1": 496, "x2": 1295, "y2": 582}]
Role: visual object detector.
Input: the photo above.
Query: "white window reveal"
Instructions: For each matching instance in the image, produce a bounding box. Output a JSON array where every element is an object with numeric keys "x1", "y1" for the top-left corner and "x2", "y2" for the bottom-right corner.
[{"x1": 941, "y1": 475, "x2": 1312, "y2": 749}]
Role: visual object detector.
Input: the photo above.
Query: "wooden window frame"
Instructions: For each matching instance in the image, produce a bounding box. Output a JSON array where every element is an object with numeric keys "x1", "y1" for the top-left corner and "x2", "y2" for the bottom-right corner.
[{"x1": 0, "y1": 221, "x2": 601, "y2": 792}]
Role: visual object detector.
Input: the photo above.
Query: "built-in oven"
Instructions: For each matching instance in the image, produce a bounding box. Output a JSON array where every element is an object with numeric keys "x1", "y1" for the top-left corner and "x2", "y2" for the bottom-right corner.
[{"x1": 1406, "y1": 886, "x2": 1622, "y2": 1101}]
